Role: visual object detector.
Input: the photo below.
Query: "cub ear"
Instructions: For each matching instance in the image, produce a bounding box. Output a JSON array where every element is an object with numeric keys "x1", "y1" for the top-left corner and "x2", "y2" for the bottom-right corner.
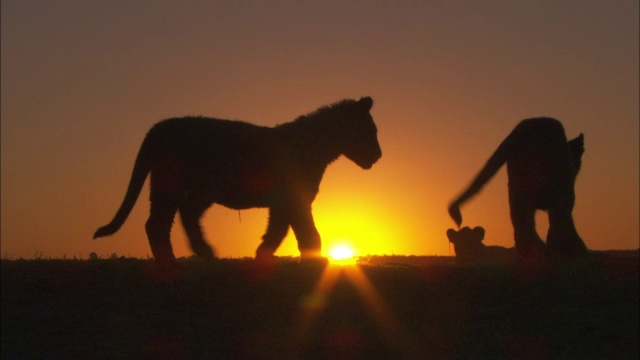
[
  {"x1": 446, "y1": 228, "x2": 458, "y2": 244},
  {"x1": 571, "y1": 133, "x2": 584, "y2": 147},
  {"x1": 358, "y1": 96, "x2": 373, "y2": 111},
  {"x1": 568, "y1": 133, "x2": 585, "y2": 155},
  {"x1": 472, "y1": 226, "x2": 485, "y2": 241}
]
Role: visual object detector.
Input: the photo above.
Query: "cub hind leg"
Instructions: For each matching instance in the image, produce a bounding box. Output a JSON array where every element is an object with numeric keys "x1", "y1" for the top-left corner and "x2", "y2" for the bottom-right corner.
[
  {"x1": 509, "y1": 200, "x2": 546, "y2": 262},
  {"x1": 146, "y1": 192, "x2": 181, "y2": 273},
  {"x1": 179, "y1": 196, "x2": 215, "y2": 260}
]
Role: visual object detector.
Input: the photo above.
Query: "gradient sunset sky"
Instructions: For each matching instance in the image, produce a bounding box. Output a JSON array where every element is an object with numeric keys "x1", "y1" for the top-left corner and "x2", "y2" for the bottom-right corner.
[{"x1": 2, "y1": 1, "x2": 638, "y2": 259}]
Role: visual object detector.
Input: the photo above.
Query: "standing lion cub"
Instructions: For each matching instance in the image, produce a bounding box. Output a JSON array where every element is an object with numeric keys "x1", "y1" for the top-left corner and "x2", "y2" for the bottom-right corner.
[
  {"x1": 95, "y1": 97, "x2": 382, "y2": 272},
  {"x1": 448, "y1": 117, "x2": 587, "y2": 262}
]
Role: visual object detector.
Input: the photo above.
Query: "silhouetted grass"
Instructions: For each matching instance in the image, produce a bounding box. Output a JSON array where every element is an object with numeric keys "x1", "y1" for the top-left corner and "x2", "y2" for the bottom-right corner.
[{"x1": 2, "y1": 252, "x2": 638, "y2": 359}]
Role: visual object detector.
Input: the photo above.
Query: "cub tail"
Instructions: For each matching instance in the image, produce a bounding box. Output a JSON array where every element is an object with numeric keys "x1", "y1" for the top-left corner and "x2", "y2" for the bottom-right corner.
[
  {"x1": 94, "y1": 136, "x2": 154, "y2": 239},
  {"x1": 448, "y1": 133, "x2": 515, "y2": 227}
]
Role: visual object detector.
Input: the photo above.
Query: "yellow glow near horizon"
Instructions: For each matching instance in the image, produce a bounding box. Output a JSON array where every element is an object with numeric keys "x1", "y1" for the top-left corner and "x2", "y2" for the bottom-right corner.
[{"x1": 311, "y1": 194, "x2": 403, "y2": 257}]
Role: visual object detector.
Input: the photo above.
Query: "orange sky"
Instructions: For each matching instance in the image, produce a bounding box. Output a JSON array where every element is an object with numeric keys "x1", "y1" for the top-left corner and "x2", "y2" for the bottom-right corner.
[{"x1": 2, "y1": 1, "x2": 638, "y2": 259}]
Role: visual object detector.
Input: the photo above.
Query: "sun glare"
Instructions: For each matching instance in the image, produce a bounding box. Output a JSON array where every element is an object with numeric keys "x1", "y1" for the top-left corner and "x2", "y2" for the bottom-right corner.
[{"x1": 329, "y1": 244, "x2": 356, "y2": 265}]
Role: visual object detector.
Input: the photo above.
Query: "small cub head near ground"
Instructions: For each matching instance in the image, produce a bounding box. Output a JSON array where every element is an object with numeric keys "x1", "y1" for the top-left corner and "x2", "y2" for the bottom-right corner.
[
  {"x1": 447, "y1": 227, "x2": 486, "y2": 264},
  {"x1": 447, "y1": 226, "x2": 515, "y2": 265},
  {"x1": 447, "y1": 117, "x2": 587, "y2": 262}
]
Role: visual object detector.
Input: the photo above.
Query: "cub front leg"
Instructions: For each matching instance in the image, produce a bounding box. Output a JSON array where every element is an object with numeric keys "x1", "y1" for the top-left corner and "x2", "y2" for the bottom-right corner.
[
  {"x1": 546, "y1": 201, "x2": 587, "y2": 258},
  {"x1": 256, "y1": 206, "x2": 290, "y2": 261},
  {"x1": 289, "y1": 204, "x2": 322, "y2": 259}
]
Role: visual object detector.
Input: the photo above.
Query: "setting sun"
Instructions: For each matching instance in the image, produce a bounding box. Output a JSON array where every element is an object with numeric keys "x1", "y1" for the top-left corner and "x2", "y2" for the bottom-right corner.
[{"x1": 329, "y1": 244, "x2": 356, "y2": 265}]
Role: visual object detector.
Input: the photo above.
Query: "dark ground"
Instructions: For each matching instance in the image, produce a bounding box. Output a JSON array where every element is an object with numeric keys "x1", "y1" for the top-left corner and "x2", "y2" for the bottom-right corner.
[{"x1": 2, "y1": 252, "x2": 638, "y2": 359}]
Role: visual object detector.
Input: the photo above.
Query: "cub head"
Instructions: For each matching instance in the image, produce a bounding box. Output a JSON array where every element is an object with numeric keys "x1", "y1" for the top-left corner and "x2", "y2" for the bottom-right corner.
[
  {"x1": 339, "y1": 97, "x2": 382, "y2": 170},
  {"x1": 447, "y1": 226, "x2": 486, "y2": 264}
]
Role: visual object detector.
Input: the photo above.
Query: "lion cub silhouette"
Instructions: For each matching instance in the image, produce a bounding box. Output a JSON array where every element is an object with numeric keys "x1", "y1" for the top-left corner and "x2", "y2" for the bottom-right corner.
[
  {"x1": 94, "y1": 97, "x2": 382, "y2": 272},
  {"x1": 447, "y1": 227, "x2": 514, "y2": 265},
  {"x1": 448, "y1": 117, "x2": 587, "y2": 262}
]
